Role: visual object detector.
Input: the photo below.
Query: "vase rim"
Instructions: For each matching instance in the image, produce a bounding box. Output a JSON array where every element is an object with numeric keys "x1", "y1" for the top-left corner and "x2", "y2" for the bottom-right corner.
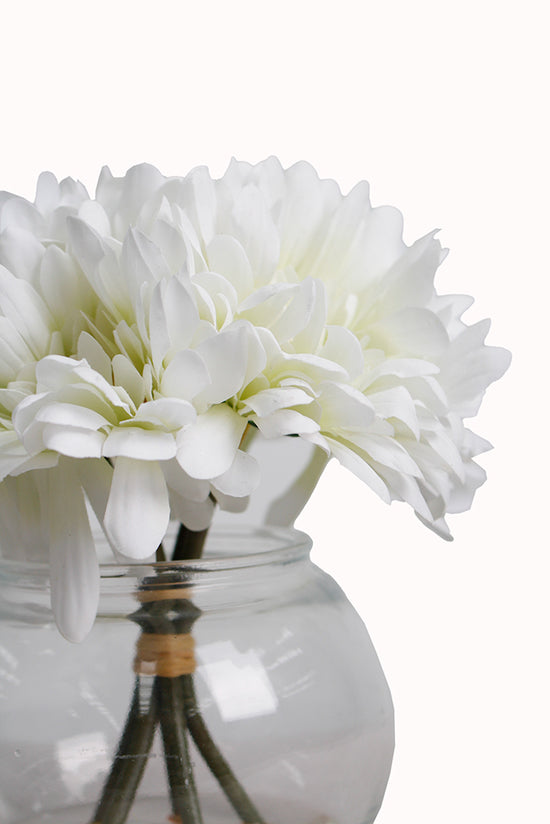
[{"x1": 0, "y1": 525, "x2": 312, "y2": 587}]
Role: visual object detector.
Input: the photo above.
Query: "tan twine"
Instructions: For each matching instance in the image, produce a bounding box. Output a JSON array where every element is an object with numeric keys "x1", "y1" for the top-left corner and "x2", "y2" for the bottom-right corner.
[
  {"x1": 135, "y1": 586, "x2": 192, "y2": 603},
  {"x1": 134, "y1": 632, "x2": 196, "y2": 678}
]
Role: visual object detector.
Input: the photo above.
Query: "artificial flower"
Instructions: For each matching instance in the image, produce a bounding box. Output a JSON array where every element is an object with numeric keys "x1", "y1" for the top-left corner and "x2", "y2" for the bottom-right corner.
[{"x1": 0, "y1": 159, "x2": 510, "y2": 640}]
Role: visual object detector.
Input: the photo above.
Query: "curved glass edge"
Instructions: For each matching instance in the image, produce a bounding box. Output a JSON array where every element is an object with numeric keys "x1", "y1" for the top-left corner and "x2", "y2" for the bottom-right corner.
[{"x1": 0, "y1": 525, "x2": 312, "y2": 591}]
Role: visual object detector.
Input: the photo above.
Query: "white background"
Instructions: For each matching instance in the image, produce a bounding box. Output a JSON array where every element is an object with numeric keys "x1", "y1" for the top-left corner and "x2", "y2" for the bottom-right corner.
[{"x1": 1, "y1": 2, "x2": 548, "y2": 822}]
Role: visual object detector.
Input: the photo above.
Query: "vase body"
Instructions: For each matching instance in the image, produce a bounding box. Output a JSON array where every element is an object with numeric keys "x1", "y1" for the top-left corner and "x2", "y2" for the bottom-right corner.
[{"x1": 0, "y1": 526, "x2": 394, "y2": 824}]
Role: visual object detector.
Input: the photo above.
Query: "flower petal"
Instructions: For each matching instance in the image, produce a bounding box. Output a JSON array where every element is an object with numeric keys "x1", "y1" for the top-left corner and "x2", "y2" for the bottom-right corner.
[
  {"x1": 0, "y1": 265, "x2": 54, "y2": 359},
  {"x1": 103, "y1": 427, "x2": 176, "y2": 460},
  {"x1": 104, "y1": 457, "x2": 170, "y2": 558},
  {"x1": 207, "y1": 234, "x2": 254, "y2": 299},
  {"x1": 162, "y1": 457, "x2": 210, "y2": 502},
  {"x1": 252, "y1": 409, "x2": 320, "y2": 439},
  {"x1": 160, "y1": 349, "x2": 210, "y2": 402},
  {"x1": 326, "y1": 437, "x2": 392, "y2": 504},
  {"x1": 211, "y1": 450, "x2": 260, "y2": 497},
  {"x1": 47, "y1": 464, "x2": 99, "y2": 642},
  {"x1": 42, "y1": 425, "x2": 106, "y2": 458},
  {"x1": 176, "y1": 404, "x2": 247, "y2": 479},
  {"x1": 243, "y1": 386, "x2": 314, "y2": 417},
  {"x1": 193, "y1": 325, "x2": 249, "y2": 407},
  {"x1": 168, "y1": 489, "x2": 215, "y2": 531}
]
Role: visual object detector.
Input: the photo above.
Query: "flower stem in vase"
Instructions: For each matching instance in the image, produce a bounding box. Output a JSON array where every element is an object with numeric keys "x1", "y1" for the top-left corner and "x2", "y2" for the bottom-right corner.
[
  {"x1": 172, "y1": 524, "x2": 210, "y2": 561},
  {"x1": 157, "y1": 676, "x2": 203, "y2": 824},
  {"x1": 90, "y1": 525, "x2": 267, "y2": 824},
  {"x1": 134, "y1": 574, "x2": 205, "y2": 823},
  {"x1": 90, "y1": 676, "x2": 157, "y2": 824},
  {"x1": 181, "y1": 673, "x2": 267, "y2": 824}
]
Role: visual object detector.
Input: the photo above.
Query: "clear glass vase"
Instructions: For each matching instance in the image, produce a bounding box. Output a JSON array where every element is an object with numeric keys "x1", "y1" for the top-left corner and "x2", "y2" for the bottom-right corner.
[{"x1": 0, "y1": 526, "x2": 394, "y2": 824}]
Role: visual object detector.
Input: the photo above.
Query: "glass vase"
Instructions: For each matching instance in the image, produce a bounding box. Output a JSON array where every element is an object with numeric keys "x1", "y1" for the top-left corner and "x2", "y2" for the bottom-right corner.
[{"x1": 0, "y1": 525, "x2": 394, "y2": 824}]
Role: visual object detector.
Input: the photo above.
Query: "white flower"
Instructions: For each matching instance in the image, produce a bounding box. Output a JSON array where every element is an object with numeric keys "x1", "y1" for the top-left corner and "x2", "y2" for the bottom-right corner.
[{"x1": 0, "y1": 160, "x2": 510, "y2": 640}]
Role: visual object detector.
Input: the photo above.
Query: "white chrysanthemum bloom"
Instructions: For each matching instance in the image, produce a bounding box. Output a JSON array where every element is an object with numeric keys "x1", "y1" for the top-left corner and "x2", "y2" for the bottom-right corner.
[{"x1": 0, "y1": 160, "x2": 510, "y2": 641}]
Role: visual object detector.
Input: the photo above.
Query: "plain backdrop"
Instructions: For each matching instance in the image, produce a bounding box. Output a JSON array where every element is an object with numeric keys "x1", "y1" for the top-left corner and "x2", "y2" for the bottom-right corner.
[{"x1": 1, "y1": 2, "x2": 547, "y2": 822}]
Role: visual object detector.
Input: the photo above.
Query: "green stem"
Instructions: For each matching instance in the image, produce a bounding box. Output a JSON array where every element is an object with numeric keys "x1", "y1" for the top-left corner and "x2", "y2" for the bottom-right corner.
[
  {"x1": 172, "y1": 523, "x2": 209, "y2": 561},
  {"x1": 91, "y1": 677, "x2": 157, "y2": 824},
  {"x1": 181, "y1": 674, "x2": 267, "y2": 824},
  {"x1": 157, "y1": 676, "x2": 203, "y2": 824}
]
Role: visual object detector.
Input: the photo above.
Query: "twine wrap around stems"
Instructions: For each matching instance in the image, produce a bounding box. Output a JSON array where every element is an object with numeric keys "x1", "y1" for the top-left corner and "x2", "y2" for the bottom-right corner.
[{"x1": 134, "y1": 632, "x2": 196, "y2": 678}]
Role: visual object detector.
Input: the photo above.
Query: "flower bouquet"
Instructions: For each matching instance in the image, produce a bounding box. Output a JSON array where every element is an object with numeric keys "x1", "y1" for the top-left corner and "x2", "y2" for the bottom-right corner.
[{"x1": 0, "y1": 159, "x2": 509, "y2": 824}]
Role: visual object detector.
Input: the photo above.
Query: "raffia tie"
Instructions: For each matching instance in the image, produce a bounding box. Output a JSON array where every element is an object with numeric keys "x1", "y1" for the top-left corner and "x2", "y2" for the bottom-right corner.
[
  {"x1": 135, "y1": 586, "x2": 192, "y2": 603},
  {"x1": 134, "y1": 632, "x2": 196, "y2": 678}
]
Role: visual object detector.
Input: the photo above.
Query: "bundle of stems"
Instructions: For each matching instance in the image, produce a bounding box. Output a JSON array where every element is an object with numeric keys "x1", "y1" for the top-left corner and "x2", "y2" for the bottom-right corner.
[{"x1": 90, "y1": 523, "x2": 266, "y2": 824}]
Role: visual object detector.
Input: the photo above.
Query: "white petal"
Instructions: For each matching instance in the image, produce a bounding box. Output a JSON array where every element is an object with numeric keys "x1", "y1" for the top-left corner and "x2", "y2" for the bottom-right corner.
[
  {"x1": 42, "y1": 425, "x2": 106, "y2": 458},
  {"x1": 112, "y1": 354, "x2": 144, "y2": 407},
  {"x1": 168, "y1": 489, "x2": 215, "y2": 531},
  {"x1": 373, "y1": 463, "x2": 434, "y2": 521},
  {"x1": 162, "y1": 276, "x2": 200, "y2": 351},
  {"x1": 77, "y1": 332, "x2": 113, "y2": 383},
  {"x1": 8, "y1": 450, "x2": 59, "y2": 475},
  {"x1": 0, "y1": 265, "x2": 54, "y2": 358},
  {"x1": 121, "y1": 227, "x2": 169, "y2": 295},
  {"x1": 66, "y1": 216, "x2": 106, "y2": 275},
  {"x1": 0, "y1": 317, "x2": 33, "y2": 370},
  {"x1": 104, "y1": 457, "x2": 170, "y2": 558},
  {"x1": 243, "y1": 386, "x2": 314, "y2": 416},
  {"x1": 380, "y1": 232, "x2": 441, "y2": 310},
  {"x1": 36, "y1": 401, "x2": 109, "y2": 429},
  {"x1": 207, "y1": 234, "x2": 254, "y2": 299},
  {"x1": 34, "y1": 354, "x2": 85, "y2": 390},
  {"x1": 40, "y1": 245, "x2": 84, "y2": 323},
  {"x1": 176, "y1": 404, "x2": 247, "y2": 479},
  {"x1": 319, "y1": 325, "x2": 364, "y2": 381},
  {"x1": 241, "y1": 324, "x2": 267, "y2": 388},
  {"x1": 0, "y1": 432, "x2": 31, "y2": 480},
  {"x1": 252, "y1": 409, "x2": 320, "y2": 438},
  {"x1": 361, "y1": 357, "x2": 439, "y2": 390},
  {"x1": 77, "y1": 200, "x2": 111, "y2": 236},
  {"x1": 0, "y1": 226, "x2": 44, "y2": 280},
  {"x1": 192, "y1": 271, "x2": 238, "y2": 324},
  {"x1": 0, "y1": 474, "x2": 48, "y2": 560},
  {"x1": 416, "y1": 512, "x2": 453, "y2": 541},
  {"x1": 275, "y1": 349, "x2": 349, "y2": 383},
  {"x1": 162, "y1": 458, "x2": 210, "y2": 502},
  {"x1": 0, "y1": 194, "x2": 43, "y2": 233},
  {"x1": 350, "y1": 433, "x2": 422, "y2": 477},
  {"x1": 327, "y1": 437, "x2": 392, "y2": 504},
  {"x1": 77, "y1": 457, "x2": 113, "y2": 524},
  {"x1": 370, "y1": 307, "x2": 448, "y2": 357},
  {"x1": 211, "y1": 450, "x2": 260, "y2": 497},
  {"x1": 133, "y1": 398, "x2": 196, "y2": 430},
  {"x1": 445, "y1": 459, "x2": 487, "y2": 515},
  {"x1": 35, "y1": 170, "x2": 60, "y2": 213},
  {"x1": 160, "y1": 349, "x2": 210, "y2": 401},
  {"x1": 461, "y1": 427, "x2": 492, "y2": 458},
  {"x1": 103, "y1": 427, "x2": 176, "y2": 460},
  {"x1": 47, "y1": 464, "x2": 99, "y2": 642},
  {"x1": 213, "y1": 490, "x2": 250, "y2": 513},
  {"x1": 194, "y1": 325, "x2": 249, "y2": 406},
  {"x1": 368, "y1": 387, "x2": 420, "y2": 439},
  {"x1": 275, "y1": 278, "x2": 326, "y2": 351},
  {"x1": 239, "y1": 282, "x2": 296, "y2": 326},
  {"x1": 229, "y1": 184, "x2": 280, "y2": 285},
  {"x1": 148, "y1": 282, "x2": 171, "y2": 372},
  {"x1": 72, "y1": 361, "x2": 132, "y2": 412},
  {"x1": 319, "y1": 382, "x2": 375, "y2": 431}
]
